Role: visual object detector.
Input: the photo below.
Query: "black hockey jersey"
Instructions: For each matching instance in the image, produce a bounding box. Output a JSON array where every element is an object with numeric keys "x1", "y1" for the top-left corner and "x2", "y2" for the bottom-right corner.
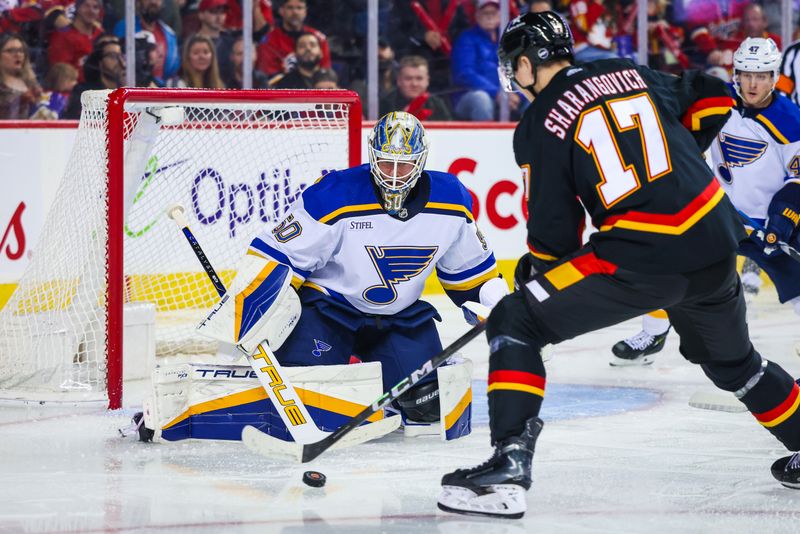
[{"x1": 515, "y1": 58, "x2": 746, "y2": 274}]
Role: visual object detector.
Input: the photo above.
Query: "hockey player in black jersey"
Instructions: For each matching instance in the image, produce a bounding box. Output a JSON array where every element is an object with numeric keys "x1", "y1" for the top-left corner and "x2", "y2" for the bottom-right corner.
[{"x1": 437, "y1": 11, "x2": 800, "y2": 519}]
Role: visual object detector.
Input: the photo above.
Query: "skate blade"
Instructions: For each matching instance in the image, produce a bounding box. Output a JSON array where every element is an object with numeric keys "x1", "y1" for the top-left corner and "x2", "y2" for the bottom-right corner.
[
  {"x1": 437, "y1": 484, "x2": 526, "y2": 519},
  {"x1": 609, "y1": 355, "x2": 654, "y2": 367}
]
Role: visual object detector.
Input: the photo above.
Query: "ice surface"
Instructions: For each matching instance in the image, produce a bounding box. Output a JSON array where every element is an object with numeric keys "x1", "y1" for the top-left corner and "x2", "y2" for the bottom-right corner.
[{"x1": 1, "y1": 292, "x2": 799, "y2": 533}]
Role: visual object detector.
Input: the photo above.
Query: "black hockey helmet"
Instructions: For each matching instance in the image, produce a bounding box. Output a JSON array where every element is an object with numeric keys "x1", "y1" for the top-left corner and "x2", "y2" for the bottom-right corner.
[{"x1": 497, "y1": 11, "x2": 573, "y2": 92}]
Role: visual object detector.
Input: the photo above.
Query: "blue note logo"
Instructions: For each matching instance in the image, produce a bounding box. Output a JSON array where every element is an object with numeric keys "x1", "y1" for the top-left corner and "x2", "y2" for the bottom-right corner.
[
  {"x1": 717, "y1": 133, "x2": 768, "y2": 183},
  {"x1": 312, "y1": 339, "x2": 332, "y2": 358},
  {"x1": 362, "y1": 246, "x2": 438, "y2": 305}
]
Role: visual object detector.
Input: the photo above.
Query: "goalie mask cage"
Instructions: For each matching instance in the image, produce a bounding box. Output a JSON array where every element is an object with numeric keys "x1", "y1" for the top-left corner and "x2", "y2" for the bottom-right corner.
[{"x1": 0, "y1": 88, "x2": 362, "y2": 409}]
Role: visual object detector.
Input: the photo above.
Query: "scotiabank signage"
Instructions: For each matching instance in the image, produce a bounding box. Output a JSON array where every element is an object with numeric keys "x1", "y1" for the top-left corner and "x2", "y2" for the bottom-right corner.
[
  {"x1": 1, "y1": 202, "x2": 26, "y2": 261},
  {"x1": 0, "y1": 123, "x2": 528, "y2": 283}
]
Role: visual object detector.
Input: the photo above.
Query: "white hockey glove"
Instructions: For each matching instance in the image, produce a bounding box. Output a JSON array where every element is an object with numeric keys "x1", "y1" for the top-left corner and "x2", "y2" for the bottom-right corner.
[
  {"x1": 462, "y1": 277, "x2": 509, "y2": 325},
  {"x1": 196, "y1": 254, "x2": 301, "y2": 354}
]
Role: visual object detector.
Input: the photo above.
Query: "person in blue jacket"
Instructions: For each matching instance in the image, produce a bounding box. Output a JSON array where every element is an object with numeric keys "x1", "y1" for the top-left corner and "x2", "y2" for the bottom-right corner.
[
  {"x1": 451, "y1": 0, "x2": 521, "y2": 120},
  {"x1": 113, "y1": 0, "x2": 180, "y2": 81}
]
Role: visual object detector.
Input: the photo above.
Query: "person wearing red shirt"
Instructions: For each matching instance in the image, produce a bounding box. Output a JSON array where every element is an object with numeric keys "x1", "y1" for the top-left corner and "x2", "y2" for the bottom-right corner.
[
  {"x1": 256, "y1": 0, "x2": 330, "y2": 78},
  {"x1": 686, "y1": 0, "x2": 779, "y2": 71},
  {"x1": 46, "y1": 0, "x2": 102, "y2": 81}
]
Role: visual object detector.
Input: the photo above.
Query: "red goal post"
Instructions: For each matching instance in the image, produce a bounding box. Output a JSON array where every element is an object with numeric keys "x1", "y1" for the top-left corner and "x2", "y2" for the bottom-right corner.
[{"x1": 0, "y1": 88, "x2": 362, "y2": 409}]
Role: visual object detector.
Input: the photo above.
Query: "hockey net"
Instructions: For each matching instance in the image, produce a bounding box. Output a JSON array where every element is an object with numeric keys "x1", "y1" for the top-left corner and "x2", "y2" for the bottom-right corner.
[{"x1": 0, "y1": 89, "x2": 361, "y2": 408}]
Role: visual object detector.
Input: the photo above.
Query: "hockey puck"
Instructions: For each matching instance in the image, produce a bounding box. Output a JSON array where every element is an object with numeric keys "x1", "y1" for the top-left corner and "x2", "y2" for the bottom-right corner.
[{"x1": 302, "y1": 471, "x2": 327, "y2": 488}]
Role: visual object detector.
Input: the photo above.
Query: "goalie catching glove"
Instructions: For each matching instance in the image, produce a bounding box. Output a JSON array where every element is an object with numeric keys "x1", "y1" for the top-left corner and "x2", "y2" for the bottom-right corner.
[{"x1": 197, "y1": 254, "x2": 301, "y2": 353}]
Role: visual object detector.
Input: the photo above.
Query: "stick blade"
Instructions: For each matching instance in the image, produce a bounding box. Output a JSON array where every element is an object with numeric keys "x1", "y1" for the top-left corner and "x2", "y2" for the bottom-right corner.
[
  {"x1": 244, "y1": 416, "x2": 401, "y2": 463},
  {"x1": 688, "y1": 389, "x2": 747, "y2": 413}
]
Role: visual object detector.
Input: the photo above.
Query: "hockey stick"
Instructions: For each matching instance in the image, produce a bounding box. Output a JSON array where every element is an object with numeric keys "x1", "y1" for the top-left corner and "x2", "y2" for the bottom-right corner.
[
  {"x1": 738, "y1": 209, "x2": 800, "y2": 264},
  {"x1": 167, "y1": 204, "x2": 325, "y2": 444},
  {"x1": 301, "y1": 320, "x2": 487, "y2": 463},
  {"x1": 167, "y1": 204, "x2": 398, "y2": 456}
]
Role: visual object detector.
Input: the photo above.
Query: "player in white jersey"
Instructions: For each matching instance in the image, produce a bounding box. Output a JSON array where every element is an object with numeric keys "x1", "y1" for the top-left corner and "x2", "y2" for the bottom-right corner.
[
  {"x1": 611, "y1": 37, "x2": 800, "y2": 366},
  {"x1": 239, "y1": 111, "x2": 507, "y2": 430}
]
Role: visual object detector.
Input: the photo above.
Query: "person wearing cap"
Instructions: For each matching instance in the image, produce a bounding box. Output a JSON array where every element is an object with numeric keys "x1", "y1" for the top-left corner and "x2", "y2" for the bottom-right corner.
[
  {"x1": 451, "y1": 0, "x2": 520, "y2": 121},
  {"x1": 47, "y1": 0, "x2": 103, "y2": 82},
  {"x1": 195, "y1": 0, "x2": 229, "y2": 45}
]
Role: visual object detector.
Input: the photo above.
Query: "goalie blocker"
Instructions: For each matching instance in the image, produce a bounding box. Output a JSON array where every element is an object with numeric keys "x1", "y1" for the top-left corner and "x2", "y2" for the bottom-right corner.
[{"x1": 140, "y1": 357, "x2": 473, "y2": 443}]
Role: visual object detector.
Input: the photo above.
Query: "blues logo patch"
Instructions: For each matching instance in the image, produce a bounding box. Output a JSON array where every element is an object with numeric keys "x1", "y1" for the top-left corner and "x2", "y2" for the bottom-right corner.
[
  {"x1": 717, "y1": 133, "x2": 768, "y2": 183},
  {"x1": 312, "y1": 339, "x2": 332, "y2": 358},
  {"x1": 363, "y1": 246, "x2": 438, "y2": 305}
]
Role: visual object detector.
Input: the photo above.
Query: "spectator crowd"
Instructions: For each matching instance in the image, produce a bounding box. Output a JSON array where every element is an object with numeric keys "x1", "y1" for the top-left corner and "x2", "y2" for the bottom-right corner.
[{"x1": 0, "y1": 0, "x2": 797, "y2": 121}]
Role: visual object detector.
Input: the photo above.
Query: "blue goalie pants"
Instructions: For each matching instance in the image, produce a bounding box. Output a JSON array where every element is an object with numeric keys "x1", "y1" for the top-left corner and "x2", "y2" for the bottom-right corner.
[{"x1": 274, "y1": 289, "x2": 444, "y2": 392}]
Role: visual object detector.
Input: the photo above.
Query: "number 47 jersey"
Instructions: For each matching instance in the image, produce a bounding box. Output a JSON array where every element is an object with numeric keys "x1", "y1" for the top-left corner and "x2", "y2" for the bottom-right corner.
[{"x1": 517, "y1": 58, "x2": 746, "y2": 274}]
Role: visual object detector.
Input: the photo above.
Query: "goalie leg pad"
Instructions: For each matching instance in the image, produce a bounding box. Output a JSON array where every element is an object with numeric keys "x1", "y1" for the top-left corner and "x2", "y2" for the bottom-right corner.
[
  {"x1": 197, "y1": 254, "x2": 301, "y2": 353},
  {"x1": 145, "y1": 361, "x2": 398, "y2": 443}
]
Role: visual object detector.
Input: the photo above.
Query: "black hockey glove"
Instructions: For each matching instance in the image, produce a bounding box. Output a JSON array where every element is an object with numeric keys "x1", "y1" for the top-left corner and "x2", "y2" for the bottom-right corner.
[{"x1": 757, "y1": 182, "x2": 800, "y2": 256}]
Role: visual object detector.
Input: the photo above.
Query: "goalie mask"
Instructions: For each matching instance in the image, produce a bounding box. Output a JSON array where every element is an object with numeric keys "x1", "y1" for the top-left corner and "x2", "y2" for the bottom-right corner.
[
  {"x1": 368, "y1": 111, "x2": 429, "y2": 215},
  {"x1": 733, "y1": 37, "x2": 781, "y2": 100}
]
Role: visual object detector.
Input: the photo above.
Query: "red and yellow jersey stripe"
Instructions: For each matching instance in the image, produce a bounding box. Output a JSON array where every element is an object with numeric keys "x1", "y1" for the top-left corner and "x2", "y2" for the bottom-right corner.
[
  {"x1": 753, "y1": 382, "x2": 800, "y2": 428},
  {"x1": 487, "y1": 370, "x2": 546, "y2": 398},
  {"x1": 599, "y1": 179, "x2": 725, "y2": 235},
  {"x1": 681, "y1": 96, "x2": 735, "y2": 131}
]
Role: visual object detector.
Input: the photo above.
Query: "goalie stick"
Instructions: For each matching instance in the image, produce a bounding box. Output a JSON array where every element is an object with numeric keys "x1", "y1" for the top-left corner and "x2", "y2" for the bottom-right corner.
[
  {"x1": 738, "y1": 209, "x2": 800, "y2": 263},
  {"x1": 300, "y1": 321, "x2": 487, "y2": 463},
  {"x1": 167, "y1": 204, "x2": 397, "y2": 454}
]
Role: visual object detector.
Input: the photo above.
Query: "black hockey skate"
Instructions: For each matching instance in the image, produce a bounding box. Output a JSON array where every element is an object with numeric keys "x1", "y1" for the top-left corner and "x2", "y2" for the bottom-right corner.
[
  {"x1": 437, "y1": 417, "x2": 543, "y2": 519},
  {"x1": 610, "y1": 329, "x2": 669, "y2": 366},
  {"x1": 771, "y1": 452, "x2": 800, "y2": 489}
]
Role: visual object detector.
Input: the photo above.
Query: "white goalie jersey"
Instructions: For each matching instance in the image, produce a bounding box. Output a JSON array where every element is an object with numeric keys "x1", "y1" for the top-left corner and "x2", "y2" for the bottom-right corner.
[
  {"x1": 709, "y1": 92, "x2": 800, "y2": 225},
  {"x1": 248, "y1": 164, "x2": 499, "y2": 315}
]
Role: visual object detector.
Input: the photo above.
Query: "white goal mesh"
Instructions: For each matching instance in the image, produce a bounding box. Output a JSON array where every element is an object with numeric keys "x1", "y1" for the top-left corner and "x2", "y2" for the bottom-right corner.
[{"x1": 0, "y1": 89, "x2": 360, "y2": 407}]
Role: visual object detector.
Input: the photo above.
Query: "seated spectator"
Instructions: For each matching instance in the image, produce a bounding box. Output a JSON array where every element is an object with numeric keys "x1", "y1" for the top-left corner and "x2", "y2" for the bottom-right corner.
[
  {"x1": 256, "y1": 0, "x2": 331, "y2": 78},
  {"x1": 224, "y1": 0, "x2": 272, "y2": 43},
  {"x1": 194, "y1": 0, "x2": 233, "y2": 51},
  {"x1": 109, "y1": 0, "x2": 183, "y2": 37},
  {"x1": 451, "y1": 0, "x2": 508, "y2": 121},
  {"x1": 527, "y1": 0, "x2": 553, "y2": 13},
  {"x1": 166, "y1": 34, "x2": 225, "y2": 88},
  {"x1": 47, "y1": 0, "x2": 103, "y2": 81},
  {"x1": 0, "y1": 32, "x2": 45, "y2": 120},
  {"x1": 379, "y1": 55, "x2": 451, "y2": 121},
  {"x1": 220, "y1": 34, "x2": 269, "y2": 88},
  {"x1": 311, "y1": 67, "x2": 338, "y2": 89},
  {"x1": 389, "y1": 0, "x2": 470, "y2": 93},
  {"x1": 272, "y1": 31, "x2": 321, "y2": 89},
  {"x1": 350, "y1": 39, "x2": 397, "y2": 107},
  {"x1": 113, "y1": 0, "x2": 180, "y2": 80},
  {"x1": 645, "y1": 0, "x2": 687, "y2": 73},
  {"x1": 684, "y1": 0, "x2": 749, "y2": 68},
  {"x1": 63, "y1": 36, "x2": 125, "y2": 119},
  {"x1": 689, "y1": 2, "x2": 780, "y2": 72},
  {"x1": 44, "y1": 62, "x2": 78, "y2": 117},
  {"x1": 569, "y1": 0, "x2": 617, "y2": 62}
]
